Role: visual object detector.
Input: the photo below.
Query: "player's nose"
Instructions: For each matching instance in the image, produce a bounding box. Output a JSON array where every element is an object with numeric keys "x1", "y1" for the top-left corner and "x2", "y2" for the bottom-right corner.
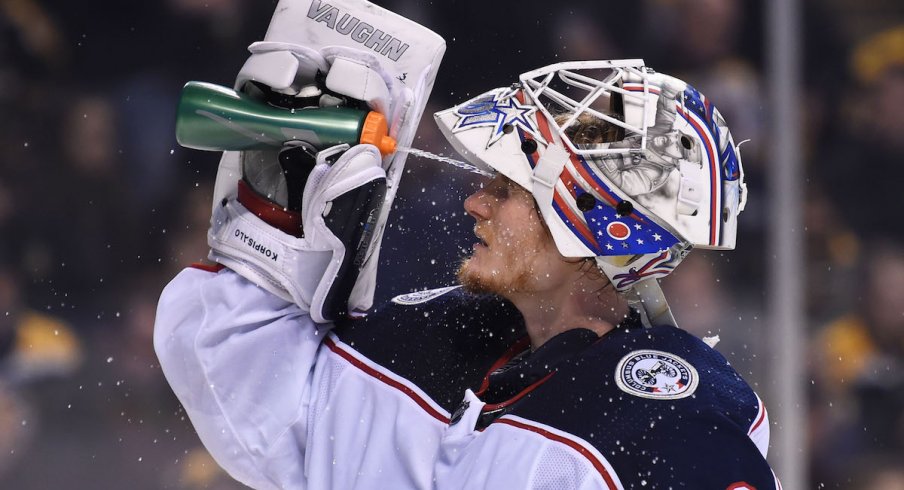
[{"x1": 464, "y1": 188, "x2": 491, "y2": 221}]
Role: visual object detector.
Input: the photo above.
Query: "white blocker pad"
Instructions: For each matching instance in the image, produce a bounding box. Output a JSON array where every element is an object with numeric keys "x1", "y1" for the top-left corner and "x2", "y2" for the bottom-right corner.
[
  {"x1": 256, "y1": 0, "x2": 444, "y2": 163},
  {"x1": 213, "y1": 0, "x2": 446, "y2": 211}
]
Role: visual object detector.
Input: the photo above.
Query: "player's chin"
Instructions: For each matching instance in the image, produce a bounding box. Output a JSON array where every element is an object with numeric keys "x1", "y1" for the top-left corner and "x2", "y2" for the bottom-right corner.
[
  {"x1": 457, "y1": 257, "x2": 476, "y2": 285},
  {"x1": 457, "y1": 258, "x2": 490, "y2": 294},
  {"x1": 458, "y1": 258, "x2": 518, "y2": 297}
]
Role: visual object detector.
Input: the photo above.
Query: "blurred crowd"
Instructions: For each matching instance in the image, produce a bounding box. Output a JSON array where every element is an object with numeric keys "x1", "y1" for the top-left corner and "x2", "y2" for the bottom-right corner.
[{"x1": 0, "y1": 0, "x2": 902, "y2": 488}]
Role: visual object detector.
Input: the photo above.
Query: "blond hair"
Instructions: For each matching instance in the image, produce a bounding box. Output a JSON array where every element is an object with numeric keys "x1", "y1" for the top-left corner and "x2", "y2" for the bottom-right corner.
[{"x1": 555, "y1": 112, "x2": 622, "y2": 145}]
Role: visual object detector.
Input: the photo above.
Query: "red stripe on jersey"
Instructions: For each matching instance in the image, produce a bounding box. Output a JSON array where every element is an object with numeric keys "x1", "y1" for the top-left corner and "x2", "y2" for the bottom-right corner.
[
  {"x1": 189, "y1": 262, "x2": 225, "y2": 273},
  {"x1": 748, "y1": 399, "x2": 767, "y2": 435},
  {"x1": 476, "y1": 336, "x2": 531, "y2": 397},
  {"x1": 495, "y1": 417, "x2": 619, "y2": 489},
  {"x1": 726, "y1": 482, "x2": 756, "y2": 490},
  {"x1": 324, "y1": 337, "x2": 450, "y2": 424}
]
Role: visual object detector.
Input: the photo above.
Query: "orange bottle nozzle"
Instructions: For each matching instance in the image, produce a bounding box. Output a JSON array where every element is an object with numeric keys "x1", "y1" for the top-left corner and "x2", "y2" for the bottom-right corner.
[{"x1": 360, "y1": 111, "x2": 397, "y2": 156}]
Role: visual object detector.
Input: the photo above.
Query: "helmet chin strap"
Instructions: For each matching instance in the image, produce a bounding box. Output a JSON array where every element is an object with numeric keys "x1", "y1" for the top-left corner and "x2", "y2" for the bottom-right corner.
[{"x1": 624, "y1": 280, "x2": 677, "y2": 328}]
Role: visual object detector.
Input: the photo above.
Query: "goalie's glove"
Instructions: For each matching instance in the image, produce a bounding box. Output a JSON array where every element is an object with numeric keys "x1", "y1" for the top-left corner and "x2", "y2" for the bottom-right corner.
[
  {"x1": 209, "y1": 144, "x2": 386, "y2": 323},
  {"x1": 206, "y1": 46, "x2": 399, "y2": 323},
  {"x1": 205, "y1": 1, "x2": 444, "y2": 322}
]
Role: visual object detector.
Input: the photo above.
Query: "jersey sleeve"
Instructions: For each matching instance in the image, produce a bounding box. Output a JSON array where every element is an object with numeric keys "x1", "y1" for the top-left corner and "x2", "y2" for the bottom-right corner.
[
  {"x1": 154, "y1": 267, "x2": 325, "y2": 489},
  {"x1": 155, "y1": 271, "x2": 505, "y2": 490}
]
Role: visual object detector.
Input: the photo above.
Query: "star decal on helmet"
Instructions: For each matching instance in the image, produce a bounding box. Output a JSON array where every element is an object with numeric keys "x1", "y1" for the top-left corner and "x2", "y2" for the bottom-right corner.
[{"x1": 451, "y1": 90, "x2": 541, "y2": 147}]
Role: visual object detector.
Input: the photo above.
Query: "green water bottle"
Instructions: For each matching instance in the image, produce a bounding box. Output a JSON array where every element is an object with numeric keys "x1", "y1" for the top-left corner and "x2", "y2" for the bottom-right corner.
[{"x1": 175, "y1": 81, "x2": 397, "y2": 156}]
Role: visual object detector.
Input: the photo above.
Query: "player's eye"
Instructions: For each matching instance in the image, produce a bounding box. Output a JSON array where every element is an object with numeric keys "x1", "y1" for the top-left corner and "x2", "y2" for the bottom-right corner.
[{"x1": 485, "y1": 176, "x2": 511, "y2": 200}]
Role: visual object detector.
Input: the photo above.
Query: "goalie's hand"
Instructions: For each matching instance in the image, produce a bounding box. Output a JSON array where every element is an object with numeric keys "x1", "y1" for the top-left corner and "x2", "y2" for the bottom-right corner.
[
  {"x1": 204, "y1": 44, "x2": 407, "y2": 322},
  {"x1": 205, "y1": 16, "x2": 441, "y2": 319},
  {"x1": 208, "y1": 143, "x2": 386, "y2": 323}
]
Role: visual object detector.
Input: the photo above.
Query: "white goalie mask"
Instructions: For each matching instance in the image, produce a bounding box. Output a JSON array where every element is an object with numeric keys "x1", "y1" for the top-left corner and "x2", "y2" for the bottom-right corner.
[{"x1": 434, "y1": 60, "x2": 747, "y2": 326}]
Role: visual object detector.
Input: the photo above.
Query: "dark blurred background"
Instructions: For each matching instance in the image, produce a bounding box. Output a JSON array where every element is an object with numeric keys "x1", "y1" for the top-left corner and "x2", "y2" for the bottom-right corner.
[{"x1": 0, "y1": 0, "x2": 902, "y2": 488}]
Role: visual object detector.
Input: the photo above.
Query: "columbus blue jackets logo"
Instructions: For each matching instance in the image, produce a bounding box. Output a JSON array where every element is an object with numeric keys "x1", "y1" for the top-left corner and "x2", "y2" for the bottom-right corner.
[
  {"x1": 391, "y1": 285, "x2": 461, "y2": 305},
  {"x1": 615, "y1": 350, "x2": 699, "y2": 400},
  {"x1": 451, "y1": 90, "x2": 541, "y2": 147}
]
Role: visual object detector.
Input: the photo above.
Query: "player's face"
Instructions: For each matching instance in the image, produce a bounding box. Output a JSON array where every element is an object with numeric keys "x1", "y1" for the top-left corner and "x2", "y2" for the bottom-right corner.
[{"x1": 458, "y1": 174, "x2": 567, "y2": 296}]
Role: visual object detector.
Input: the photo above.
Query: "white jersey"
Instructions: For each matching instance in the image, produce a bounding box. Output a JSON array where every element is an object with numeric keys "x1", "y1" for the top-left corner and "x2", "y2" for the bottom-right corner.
[{"x1": 155, "y1": 266, "x2": 779, "y2": 489}]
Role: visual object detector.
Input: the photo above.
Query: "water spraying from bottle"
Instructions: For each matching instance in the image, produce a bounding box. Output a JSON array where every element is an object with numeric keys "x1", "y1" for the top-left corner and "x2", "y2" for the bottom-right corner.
[{"x1": 396, "y1": 147, "x2": 494, "y2": 177}]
